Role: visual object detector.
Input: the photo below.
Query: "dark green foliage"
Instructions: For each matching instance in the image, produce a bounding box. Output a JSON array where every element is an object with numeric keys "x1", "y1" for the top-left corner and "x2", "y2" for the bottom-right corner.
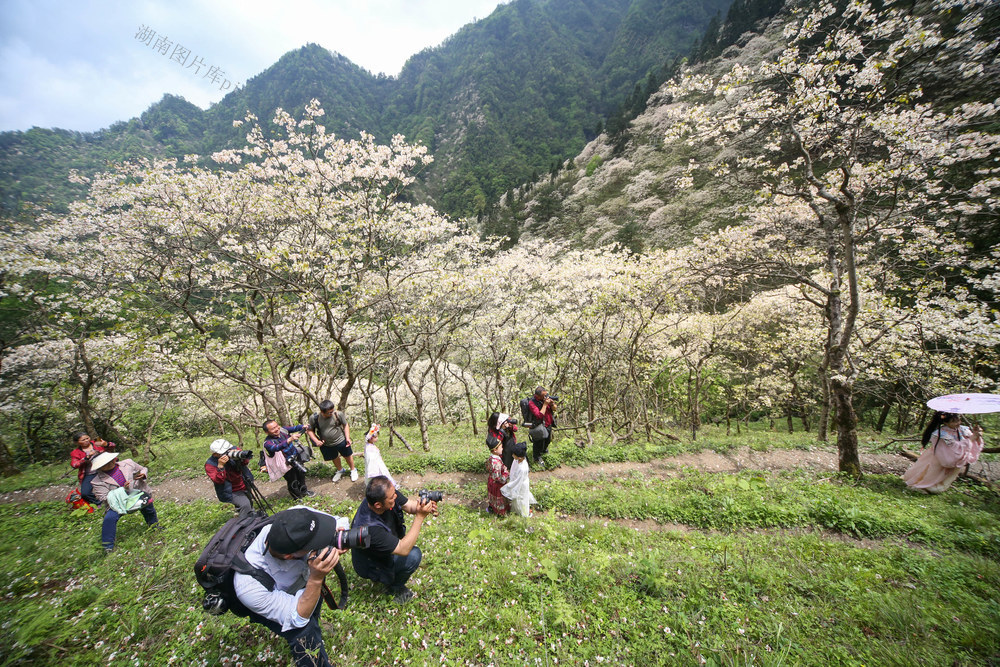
[
  {"x1": 692, "y1": 0, "x2": 785, "y2": 64},
  {"x1": 0, "y1": 0, "x2": 731, "y2": 219}
]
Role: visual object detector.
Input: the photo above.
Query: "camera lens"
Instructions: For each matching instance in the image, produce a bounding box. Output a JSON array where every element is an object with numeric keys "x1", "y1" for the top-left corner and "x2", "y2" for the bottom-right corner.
[{"x1": 333, "y1": 526, "x2": 371, "y2": 550}]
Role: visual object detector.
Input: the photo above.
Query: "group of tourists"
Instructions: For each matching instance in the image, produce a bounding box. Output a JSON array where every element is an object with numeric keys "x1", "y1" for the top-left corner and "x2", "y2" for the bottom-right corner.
[
  {"x1": 70, "y1": 432, "x2": 159, "y2": 552},
  {"x1": 65, "y1": 387, "x2": 988, "y2": 667}
]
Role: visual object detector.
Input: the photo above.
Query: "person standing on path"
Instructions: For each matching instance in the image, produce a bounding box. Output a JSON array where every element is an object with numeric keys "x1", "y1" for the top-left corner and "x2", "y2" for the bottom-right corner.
[{"x1": 307, "y1": 400, "x2": 358, "y2": 483}]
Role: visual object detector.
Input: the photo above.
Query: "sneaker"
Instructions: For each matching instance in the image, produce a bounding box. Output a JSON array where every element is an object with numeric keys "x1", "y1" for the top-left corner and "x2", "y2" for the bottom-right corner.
[
  {"x1": 392, "y1": 587, "x2": 414, "y2": 604},
  {"x1": 332, "y1": 469, "x2": 345, "y2": 482},
  {"x1": 535, "y1": 458, "x2": 545, "y2": 468},
  {"x1": 304, "y1": 490, "x2": 317, "y2": 497},
  {"x1": 350, "y1": 468, "x2": 359, "y2": 482}
]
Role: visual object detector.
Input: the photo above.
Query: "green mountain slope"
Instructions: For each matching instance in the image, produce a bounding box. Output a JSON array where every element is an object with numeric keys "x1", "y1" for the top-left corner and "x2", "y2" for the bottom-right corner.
[{"x1": 0, "y1": 0, "x2": 730, "y2": 217}]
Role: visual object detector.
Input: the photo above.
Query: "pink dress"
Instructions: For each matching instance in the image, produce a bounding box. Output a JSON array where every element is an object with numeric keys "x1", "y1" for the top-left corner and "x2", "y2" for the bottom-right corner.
[{"x1": 902, "y1": 425, "x2": 983, "y2": 493}]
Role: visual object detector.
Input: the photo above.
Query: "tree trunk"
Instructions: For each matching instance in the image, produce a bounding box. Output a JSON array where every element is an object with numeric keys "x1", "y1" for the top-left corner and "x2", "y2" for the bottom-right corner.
[
  {"x1": 875, "y1": 397, "x2": 893, "y2": 433},
  {"x1": 432, "y1": 362, "x2": 447, "y2": 425},
  {"x1": 0, "y1": 435, "x2": 20, "y2": 477},
  {"x1": 401, "y1": 366, "x2": 431, "y2": 452},
  {"x1": 830, "y1": 376, "x2": 862, "y2": 476},
  {"x1": 817, "y1": 368, "x2": 830, "y2": 442}
]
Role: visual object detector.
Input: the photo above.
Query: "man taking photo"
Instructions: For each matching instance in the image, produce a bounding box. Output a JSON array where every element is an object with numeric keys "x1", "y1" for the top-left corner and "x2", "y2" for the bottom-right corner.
[
  {"x1": 234, "y1": 507, "x2": 347, "y2": 667},
  {"x1": 205, "y1": 439, "x2": 255, "y2": 518},
  {"x1": 526, "y1": 386, "x2": 556, "y2": 466},
  {"x1": 350, "y1": 476, "x2": 437, "y2": 604}
]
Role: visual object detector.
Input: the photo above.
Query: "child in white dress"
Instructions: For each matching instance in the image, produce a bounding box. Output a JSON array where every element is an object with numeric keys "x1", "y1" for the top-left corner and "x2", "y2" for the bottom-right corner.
[
  {"x1": 501, "y1": 442, "x2": 537, "y2": 517},
  {"x1": 363, "y1": 424, "x2": 397, "y2": 489}
]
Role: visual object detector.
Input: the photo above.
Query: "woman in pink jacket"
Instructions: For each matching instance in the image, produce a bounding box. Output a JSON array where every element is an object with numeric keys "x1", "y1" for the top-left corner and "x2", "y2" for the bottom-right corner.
[{"x1": 90, "y1": 452, "x2": 160, "y2": 552}]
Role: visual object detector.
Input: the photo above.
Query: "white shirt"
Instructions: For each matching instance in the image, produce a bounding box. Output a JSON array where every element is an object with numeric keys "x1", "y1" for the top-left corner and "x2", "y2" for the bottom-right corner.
[
  {"x1": 364, "y1": 442, "x2": 396, "y2": 487},
  {"x1": 233, "y1": 524, "x2": 311, "y2": 631},
  {"x1": 233, "y1": 506, "x2": 343, "y2": 631}
]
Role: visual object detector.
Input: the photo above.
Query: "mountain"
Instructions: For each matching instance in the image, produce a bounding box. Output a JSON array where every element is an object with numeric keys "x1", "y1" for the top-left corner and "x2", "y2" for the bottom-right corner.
[
  {"x1": 0, "y1": 0, "x2": 731, "y2": 218},
  {"x1": 482, "y1": 0, "x2": 789, "y2": 250}
]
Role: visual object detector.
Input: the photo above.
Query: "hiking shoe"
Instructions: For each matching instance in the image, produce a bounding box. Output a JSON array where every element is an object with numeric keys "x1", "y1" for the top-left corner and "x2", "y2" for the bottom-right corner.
[
  {"x1": 535, "y1": 458, "x2": 545, "y2": 468},
  {"x1": 393, "y1": 587, "x2": 414, "y2": 604},
  {"x1": 303, "y1": 490, "x2": 317, "y2": 498},
  {"x1": 350, "y1": 468, "x2": 359, "y2": 482},
  {"x1": 332, "y1": 469, "x2": 345, "y2": 482}
]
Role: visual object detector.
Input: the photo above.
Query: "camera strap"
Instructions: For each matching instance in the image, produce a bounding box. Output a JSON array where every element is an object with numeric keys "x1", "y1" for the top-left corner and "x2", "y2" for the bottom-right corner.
[{"x1": 321, "y1": 562, "x2": 350, "y2": 610}]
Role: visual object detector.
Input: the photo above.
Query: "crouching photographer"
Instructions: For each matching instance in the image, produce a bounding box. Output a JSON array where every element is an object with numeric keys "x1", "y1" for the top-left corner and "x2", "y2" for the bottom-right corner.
[
  {"x1": 233, "y1": 507, "x2": 365, "y2": 667},
  {"x1": 351, "y1": 476, "x2": 440, "y2": 604},
  {"x1": 206, "y1": 439, "x2": 256, "y2": 518}
]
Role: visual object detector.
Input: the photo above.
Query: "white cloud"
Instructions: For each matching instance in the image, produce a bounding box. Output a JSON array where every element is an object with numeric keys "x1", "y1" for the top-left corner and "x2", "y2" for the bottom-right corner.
[{"x1": 0, "y1": 0, "x2": 502, "y2": 131}]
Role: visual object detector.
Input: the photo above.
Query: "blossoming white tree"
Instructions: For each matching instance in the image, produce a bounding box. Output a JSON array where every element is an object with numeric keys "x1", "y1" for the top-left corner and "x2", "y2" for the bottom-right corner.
[
  {"x1": 25, "y1": 101, "x2": 481, "y2": 437},
  {"x1": 663, "y1": 0, "x2": 1000, "y2": 473}
]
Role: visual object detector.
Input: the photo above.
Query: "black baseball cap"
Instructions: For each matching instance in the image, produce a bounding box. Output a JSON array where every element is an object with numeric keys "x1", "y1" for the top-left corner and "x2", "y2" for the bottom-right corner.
[{"x1": 266, "y1": 508, "x2": 336, "y2": 555}]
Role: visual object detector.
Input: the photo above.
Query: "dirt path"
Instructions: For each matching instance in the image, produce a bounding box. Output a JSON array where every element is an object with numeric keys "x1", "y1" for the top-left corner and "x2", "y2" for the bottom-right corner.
[{"x1": 4, "y1": 446, "x2": 991, "y2": 507}]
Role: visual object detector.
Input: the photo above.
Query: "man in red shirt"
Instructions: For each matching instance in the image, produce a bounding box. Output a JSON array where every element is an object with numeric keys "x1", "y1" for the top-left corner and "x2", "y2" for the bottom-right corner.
[
  {"x1": 526, "y1": 386, "x2": 556, "y2": 466},
  {"x1": 205, "y1": 439, "x2": 254, "y2": 517}
]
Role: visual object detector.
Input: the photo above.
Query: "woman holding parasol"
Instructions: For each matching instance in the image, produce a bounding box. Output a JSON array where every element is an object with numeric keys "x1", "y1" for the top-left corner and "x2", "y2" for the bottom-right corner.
[{"x1": 902, "y1": 394, "x2": 992, "y2": 493}]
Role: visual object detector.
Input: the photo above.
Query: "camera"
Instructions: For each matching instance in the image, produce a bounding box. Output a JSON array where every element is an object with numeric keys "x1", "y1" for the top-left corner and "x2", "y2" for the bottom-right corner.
[
  {"x1": 419, "y1": 489, "x2": 444, "y2": 504},
  {"x1": 203, "y1": 591, "x2": 228, "y2": 616},
  {"x1": 334, "y1": 526, "x2": 370, "y2": 550},
  {"x1": 308, "y1": 526, "x2": 371, "y2": 556},
  {"x1": 226, "y1": 448, "x2": 253, "y2": 462},
  {"x1": 285, "y1": 452, "x2": 308, "y2": 474},
  {"x1": 548, "y1": 395, "x2": 559, "y2": 402}
]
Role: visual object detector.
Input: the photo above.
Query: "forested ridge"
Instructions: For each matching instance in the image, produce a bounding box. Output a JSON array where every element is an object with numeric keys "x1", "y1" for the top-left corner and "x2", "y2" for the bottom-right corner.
[{"x1": 0, "y1": 0, "x2": 730, "y2": 218}]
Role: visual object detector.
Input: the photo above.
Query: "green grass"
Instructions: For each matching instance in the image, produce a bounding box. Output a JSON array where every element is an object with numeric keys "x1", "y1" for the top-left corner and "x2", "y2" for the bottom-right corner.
[
  {"x1": 0, "y1": 499, "x2": 998, "y2": 666},
  {"x1": 2, "y1": 423, "x2": 999, "y2": 665}
]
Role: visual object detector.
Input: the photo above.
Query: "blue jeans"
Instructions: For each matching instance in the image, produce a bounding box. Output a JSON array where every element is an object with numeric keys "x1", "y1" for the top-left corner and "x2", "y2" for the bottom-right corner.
[
  {"x1": 354, "y1": 547, "x2": 422, "y2": 593},
  {"x1": 101, "y1": 504, "x2": 158, "y2": 550},
  {"x1": 247, "y1": 599, "x2": 331, "y2": 667}
]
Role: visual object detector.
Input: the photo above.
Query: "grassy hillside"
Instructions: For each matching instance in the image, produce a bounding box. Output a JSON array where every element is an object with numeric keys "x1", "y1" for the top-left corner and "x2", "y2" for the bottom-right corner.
[{"x1": 2, "y1": 424, "x2": 998, "y2": 665}]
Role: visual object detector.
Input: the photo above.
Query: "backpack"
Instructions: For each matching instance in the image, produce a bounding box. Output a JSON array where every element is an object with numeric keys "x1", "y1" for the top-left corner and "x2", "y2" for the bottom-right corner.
[
  {"x1": 194, "y1": 512, "x2": 275, "y2": 617},
  {"x1": 64, "y1": 487, "x2": 94, "y2": 513},
  {"x1": 519, "y1": 397, "x2": 536, "y2": 428},
  {"x1": 195, "y1": 511, "x2": 353, "y2": 616}
]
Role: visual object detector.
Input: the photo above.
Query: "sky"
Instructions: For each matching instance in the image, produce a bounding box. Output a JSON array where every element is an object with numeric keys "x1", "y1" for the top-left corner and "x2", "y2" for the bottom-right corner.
[{"x1": 0, "y1": 0, "x2": 503, "y2": 133}]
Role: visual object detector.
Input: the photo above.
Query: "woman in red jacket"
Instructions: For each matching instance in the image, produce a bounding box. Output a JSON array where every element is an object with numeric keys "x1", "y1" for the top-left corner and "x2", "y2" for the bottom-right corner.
[{"x1": 69, "y1": 432, "x2": 115, "y2": 503}]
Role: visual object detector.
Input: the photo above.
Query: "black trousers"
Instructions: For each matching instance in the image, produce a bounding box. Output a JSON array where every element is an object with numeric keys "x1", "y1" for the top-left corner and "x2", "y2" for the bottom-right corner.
[
  {"x1": 530, "y1": 425, "x2": 552, "y2": 461},
  {"x1": 246, "y1": 599, "x2": 331, "y2": 667},
  {"x1": 283, "y1": 467, "x2": 308, "y2": 498}
]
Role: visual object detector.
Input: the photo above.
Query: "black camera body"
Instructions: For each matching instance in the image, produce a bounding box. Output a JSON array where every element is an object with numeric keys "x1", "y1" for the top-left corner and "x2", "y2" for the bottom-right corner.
[
  {"x1": 548, "y1": 395, "x2": 560, "y2": 402},
  {"x1": 419, "y1": 489, "x2": 444, "y2": 504}
]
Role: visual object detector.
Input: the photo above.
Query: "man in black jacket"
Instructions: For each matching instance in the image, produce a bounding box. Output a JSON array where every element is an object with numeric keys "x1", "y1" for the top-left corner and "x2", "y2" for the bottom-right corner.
[{"x1": 350, "y1": 476, "x2": 438, "y2": 604}]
